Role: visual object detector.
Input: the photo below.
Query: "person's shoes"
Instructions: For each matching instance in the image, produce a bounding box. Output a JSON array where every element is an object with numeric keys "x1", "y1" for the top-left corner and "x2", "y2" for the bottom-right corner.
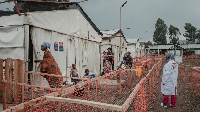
[
  {"x1": 170, "y1": 104, "x2": 176, "y2": 108},
  {"x1": 161, "y1": 103, "x2": 168, "y2": 107}
]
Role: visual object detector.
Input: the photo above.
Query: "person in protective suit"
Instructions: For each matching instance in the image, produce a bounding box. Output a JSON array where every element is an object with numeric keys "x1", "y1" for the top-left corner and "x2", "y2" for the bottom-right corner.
[{"x1": 161, "y1": 52, "x2": 178, "y2": 108}]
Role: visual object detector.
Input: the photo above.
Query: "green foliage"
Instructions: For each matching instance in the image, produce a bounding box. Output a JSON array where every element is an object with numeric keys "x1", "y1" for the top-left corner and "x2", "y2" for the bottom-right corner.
[
  {"x1": 168, "y1": 25, "x2": 181, "y2": 45},
  {"x1": 145, "y1": 41, "x2": 153, "y2": 48},
  {"x1": 183, "y1": 23, "x2": 197, "y2": 44},
  {"x1": 153, "y1": 18, "x2": 168, "y2": 45},
  {"x1": 183, "y1": 49, "x2": 195, "y2": 55},
  {"x1": 196, "y1": 29, "x2": 200, "y2": 43}
]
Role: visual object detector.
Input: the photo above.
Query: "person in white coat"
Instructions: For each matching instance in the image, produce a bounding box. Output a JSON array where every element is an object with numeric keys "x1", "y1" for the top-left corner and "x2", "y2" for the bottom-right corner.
[{"x1": 161, "y1": 52, "x2": 178, "y2": 108}]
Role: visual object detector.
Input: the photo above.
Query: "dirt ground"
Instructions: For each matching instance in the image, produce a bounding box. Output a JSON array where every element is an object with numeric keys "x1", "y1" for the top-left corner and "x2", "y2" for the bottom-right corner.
[{"x1": 150, "y1": 59, "x2": 200, "y2": 112}]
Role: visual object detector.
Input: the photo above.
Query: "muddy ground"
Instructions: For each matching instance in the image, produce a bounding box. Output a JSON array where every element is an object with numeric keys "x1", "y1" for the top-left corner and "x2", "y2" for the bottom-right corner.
[{"x1": 150, "y1": 59, "x2": 200, "y2": 112}]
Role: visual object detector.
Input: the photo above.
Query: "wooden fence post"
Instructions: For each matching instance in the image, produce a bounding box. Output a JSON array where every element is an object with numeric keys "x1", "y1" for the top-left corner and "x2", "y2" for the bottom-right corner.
[
  {"x1": 87, "y1": 81, "x2": 90, "y2": 112},
  {"x1": 184, "y1": 65, "x2": 186, "y2": 82},
  {"x1": 191, "y1": 68, "x2": 193, "y2": 91},
  {"x1": 4, "y1": 59, "x2": 10, "y2": 110},
  {"x1": 22, "y1": 60, "x2": 25, "y2": 103},
  {"x1": 152, "y1": 67, "x2": 155, "y2": 89},
  {"x1": 119, "y1": 72, "x2": 122, "y2": 97},
  {"x1": 30, "y1": 74, "x2": 33, "y2": 100},
  {"x1": 129, "y1": 70, "x2": 132, "y2": 88},
  {"x1": 5, "y1": 59, "x2": 13, "y2": 102},
  {"x1": 18, "y1": 59, "x2": 23, "y2": 104},
  {"x1": 0, "y1": 59, "x2": 3, "y2": 103},
  {"x1": 14, "y1": 59, "x2": 18, "y2": 104},
  {"x1": 95, "y1": 79, "x2": 98, "y2": 112},
  {"x1": 149, "y1": 72, "x2": 152, "y2": 101}
]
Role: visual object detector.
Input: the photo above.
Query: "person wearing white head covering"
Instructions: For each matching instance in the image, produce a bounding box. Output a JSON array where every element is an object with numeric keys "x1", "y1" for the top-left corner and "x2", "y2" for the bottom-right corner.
[{"x1": 161, "y1": 52, "x2": 178, "y2": 108}]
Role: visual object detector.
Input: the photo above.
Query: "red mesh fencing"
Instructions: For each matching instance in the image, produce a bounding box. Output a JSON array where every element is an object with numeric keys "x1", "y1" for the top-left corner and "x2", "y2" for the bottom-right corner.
[{"x1": 0, "y1": 57, "x2": 162, "y2": 112}]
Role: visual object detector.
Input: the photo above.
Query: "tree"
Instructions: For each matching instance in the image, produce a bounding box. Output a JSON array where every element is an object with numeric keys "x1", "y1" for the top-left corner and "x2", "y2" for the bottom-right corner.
[
  {"x1": 153, "y1": 18, "x2": 168, "y2": 45},
  {"x1": 183, "y1": 49, "x2": 195, "y2": 55},
  {"x1": 196, "y1": 29, "x2": 200, "y2": 43},
  {"x1": 145, "y1": 41, "x2": 153, "y2": 48},
  {"x1": 183, "y1": 23, "x2": 197, "y2": 44},
  {"x1": 146, "y1": 41, "x2": 153, "y2": 45},
  {"x1": 168, "y1": 25, "x2": 181, "y2": 45}
]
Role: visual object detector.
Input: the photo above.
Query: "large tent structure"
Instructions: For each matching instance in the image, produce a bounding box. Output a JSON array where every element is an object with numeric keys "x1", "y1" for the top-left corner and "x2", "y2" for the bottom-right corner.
[{"x1": 0, "y1": 1, "x2": 102, "y2": 86}]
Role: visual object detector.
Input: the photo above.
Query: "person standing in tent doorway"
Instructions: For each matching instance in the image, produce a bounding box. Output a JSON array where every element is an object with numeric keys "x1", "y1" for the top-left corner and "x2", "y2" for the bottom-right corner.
[
  {"x1": 102, "y1": 51, "x2": 107, "y2": 75},
  {"x1": 161, "y1": 52, "x2": 178, "y2": 108},
  {"x1": 103, "y1": 48, "x2": 114, "y2": 74},
  {"x1": 107, "y1": 48, "x2": 114, "y2": 71},
  {"x1": 110, "y1": 49, "x2": 114, "y2": 71},
  {"x1": 34, "y1": 42, "x2": 63, "y2": 88}
]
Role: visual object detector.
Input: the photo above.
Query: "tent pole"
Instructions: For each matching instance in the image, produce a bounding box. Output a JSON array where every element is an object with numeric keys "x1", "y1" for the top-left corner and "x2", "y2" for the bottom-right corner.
[{"x1": 24, "y1": 25, "x2": 29, "y2": 85}]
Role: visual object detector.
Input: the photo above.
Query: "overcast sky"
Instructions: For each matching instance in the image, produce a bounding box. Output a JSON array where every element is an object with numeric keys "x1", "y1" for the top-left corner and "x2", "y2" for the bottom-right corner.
[{"x1": 1, "y1": 0, "x2": 200, "y2": 42}]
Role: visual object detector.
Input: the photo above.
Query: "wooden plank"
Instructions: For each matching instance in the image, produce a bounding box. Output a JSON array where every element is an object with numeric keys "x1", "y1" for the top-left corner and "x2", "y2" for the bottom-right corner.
[
  {"x1": 4, "y1": 59, "x2": 9, "y2": 110},
  {"x1": 122, "y1": 78, "x2": 145, "y2": 112},
  {"x1": 14, "y1": 60, "x2": 18, "y2": 104},
  {"x1": 25, "y1": 71, "x2": 89, "y2": 80},
  {"x1": 2, "y1": 80, "x2": 61, "y2": 91},
  {"x1": 119, "y1": 72, "x2": 122, "y2": 96},
  {"x1": 8, "y1": 96, "x2": 46, "y2": 112},
  {"x1": 22, "y1": 60, "x2": 25, "y2": 103},
  {"x1": 95, "y1": 79, "x2": 98, "y2": 112},
  {"x1": 46, "y1": 96, "x2": 123, "y2": 112},
  {"x1": 87, "y1": 81, "x2": 90, "y2": 112},
  {"x1": 149, "y1": 72, "x2": 152, "y2": 101},
  {"x1": 30, "y1": 74, "x2": 33, "y2": 100},
  {"x1": 18, "y1": 60, "x2": 23, "y2": 104},
  {"x1": 9, "y1": 59, "x2": 13, "y2": 103},
  {"x1": 6, "y1": 59, "x2": 12, "y2": 102},
  {"x1": 0, "y1": 59, "x2": 3, "y2": 103}
]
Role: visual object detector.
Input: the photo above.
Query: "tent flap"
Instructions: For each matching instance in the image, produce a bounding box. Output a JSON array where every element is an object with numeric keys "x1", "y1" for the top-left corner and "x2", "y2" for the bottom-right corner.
[{"x1": 0, "y1": 26, "x2": 24, "y2": 48}]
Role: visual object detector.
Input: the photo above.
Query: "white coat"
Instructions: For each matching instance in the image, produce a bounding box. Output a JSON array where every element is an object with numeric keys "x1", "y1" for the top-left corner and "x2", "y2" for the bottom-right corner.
[{"x1": 161, "y1": 60, "x2": 178, "y2": 95}]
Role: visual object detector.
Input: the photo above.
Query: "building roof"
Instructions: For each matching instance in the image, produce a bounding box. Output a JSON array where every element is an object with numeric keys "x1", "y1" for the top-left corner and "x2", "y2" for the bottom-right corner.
[
  {"x1": 126, "y1": 39, "x2": 138, "y2": 44},
  {"x1": 101, "y1": 29, "x2": 120, "y2": 37},
  {"x1": 0, "y1": 1, "x2": 103, "y2": 36},
  {"x1": 101, "y1": 29, "x2": 128, "y2": 43}
]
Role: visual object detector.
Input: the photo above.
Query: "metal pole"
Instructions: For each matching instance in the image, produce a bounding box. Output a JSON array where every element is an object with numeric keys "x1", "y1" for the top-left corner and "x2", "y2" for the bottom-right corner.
[{"x1": 120, "y1": 7, "x2": 122, "y2": 61}]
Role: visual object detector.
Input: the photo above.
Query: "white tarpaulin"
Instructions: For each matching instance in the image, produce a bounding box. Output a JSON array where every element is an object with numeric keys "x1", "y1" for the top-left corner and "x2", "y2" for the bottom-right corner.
[
  {"x1": 0, "y1": 48, "x2": 24, "y2": 60},
  {"x1": 25, "y1": 10, "x2": 101, "y2": 42},
  {"x1": 0, "y1": 14, "x2": 24, "y2": 26},
  {"x1": 0, "y1": 25, "x2": 24, "y2": 60},
  {"x1": 0, "y1": 26, "x2": 24, "y2": 48}
]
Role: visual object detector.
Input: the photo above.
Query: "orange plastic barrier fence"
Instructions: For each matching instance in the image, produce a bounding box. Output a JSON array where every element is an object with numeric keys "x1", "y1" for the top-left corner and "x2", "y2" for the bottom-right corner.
[
  {"x1": 0, "y1": 58, "x2": 162, "y2": 112},
  {"x1": 183, "y1": 55, "x2": 200, "y2": 65},
  {"x1": 178, "y1": 63, "x2": 200, "y2": 96}
]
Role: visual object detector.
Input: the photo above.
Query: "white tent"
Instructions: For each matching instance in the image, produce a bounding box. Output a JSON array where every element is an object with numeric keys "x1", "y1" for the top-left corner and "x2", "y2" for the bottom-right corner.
[
  {"x1": 126, "y1": 39, "x2": 138, "y2": 57},
  {"x1": 101, "y1": 29, "x2": 127, "y2": 72},
  {"x1": 0, "y1": 3, "x2": 102, "y2": 86}
]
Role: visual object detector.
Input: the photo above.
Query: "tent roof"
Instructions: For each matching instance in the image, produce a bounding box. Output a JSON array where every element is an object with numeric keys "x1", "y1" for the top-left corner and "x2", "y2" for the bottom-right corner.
[
  {"x1": 101, "y1": 29, "x2": 128, "y2": 43},
  {"x1": 101, "y1": 29, "x2": 120, "y2": 37},
  {"x1": 0, "y1": 1, "x2": 102, "y2": 36},
  {"x1": 126, "y1": 39, "x2": 138, "y2": 44}
]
